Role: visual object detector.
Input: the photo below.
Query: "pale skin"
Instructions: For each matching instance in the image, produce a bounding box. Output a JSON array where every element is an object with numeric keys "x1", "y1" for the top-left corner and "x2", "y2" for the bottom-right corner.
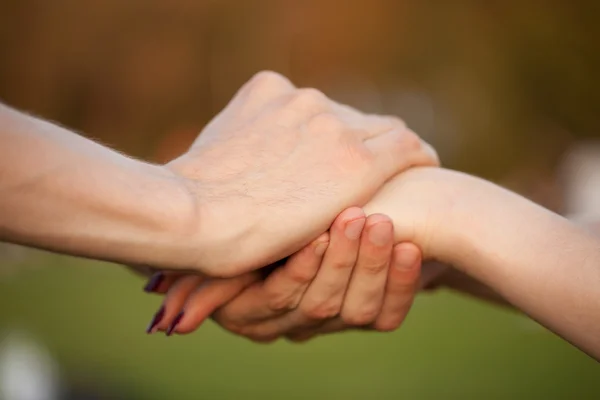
[
  {"x1": 0, "y1": 71, "x2": 438, "y2": 277},
  {"x1": 2, "y1": 69, "x2": 599, "y2": 360},
  {"x1": 153, "y1": 168, "x2": 600, "y2": 361}
]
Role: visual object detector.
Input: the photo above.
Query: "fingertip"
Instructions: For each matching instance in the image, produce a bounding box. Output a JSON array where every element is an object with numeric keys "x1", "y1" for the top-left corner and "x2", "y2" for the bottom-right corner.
[
  {"x1": 364, "y1": 214, "x2": 393, "y2": 247},
  {"x1": 373, "y1": 317, "x2": 403, "y2": 333},
  {"x1": 335, "y1": 207, "x2": 365, "y2": 226},
  {"x1": 170, "y1": 313, "x2": 209, "y2": 335},
  {"x1": 154, "y1": 275, "x2": 204, "y2": 332},
  {"x1": 365, "y1": 213, "x2": 392, "y2": 227},
  {"x1": 339, "y1": 211, "x2": 366, "y2": 241},
  {"x1": 392, "y1": 242, "x2": 422, "y2": 271},
  {"x1": 145, "y1": 305, "x2": 166, "y2": 334},
  {"x1": 312, "y1": 232, "x2": 330, "y2": 257},
  {"x1": 143, "y1": 272, "x2": 165, "y2": 293}
]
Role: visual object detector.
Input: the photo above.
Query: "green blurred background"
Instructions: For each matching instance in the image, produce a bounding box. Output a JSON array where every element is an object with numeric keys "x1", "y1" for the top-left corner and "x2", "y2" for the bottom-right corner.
[{"x1": 0, "y1": 0, "x2": 598, "y2": 398}]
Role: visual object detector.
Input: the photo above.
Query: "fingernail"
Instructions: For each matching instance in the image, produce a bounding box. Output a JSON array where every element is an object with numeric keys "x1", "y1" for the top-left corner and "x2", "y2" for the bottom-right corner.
[
  {"x1": 344, "y1": 218, "x2": 365, "y2": 240},
  {"x1": 166, "y1": 312, "x2": 184, "y2": 336},
  {"x1": 146, "y1": 306, "x2": 165, "y2": 334},
  {"x1": 394, "y1": 246, "x2": 419, "y2": 271},
  {"x1": 314, "y1": 241, "x2": 329, "y2": 256},
  {"x1": 143, "y1": 273, "x2": 164, "y2": 293},
  {"x1": 368, "y1": 222, "x2": 391, "y2": 246}
]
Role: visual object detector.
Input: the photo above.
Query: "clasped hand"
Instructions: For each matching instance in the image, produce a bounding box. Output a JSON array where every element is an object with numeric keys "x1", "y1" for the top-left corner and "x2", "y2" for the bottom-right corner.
[{"x1": 135, "y1": 70, "x2": 442, "y2": 342}]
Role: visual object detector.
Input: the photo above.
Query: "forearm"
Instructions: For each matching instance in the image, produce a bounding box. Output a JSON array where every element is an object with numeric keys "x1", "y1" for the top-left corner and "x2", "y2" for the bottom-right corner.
[
  {"x1": 0, "y1": 104, "x2": 191, "y2": 267},
  {"x1": 429, "y1": 268, "x2": 512, "y2": 308},
  {"x1": 452, "y1": 178, "x2": 600, "y2": 358},
  {"x1": 364, "y1": 168, "x2": 600, "y2": 359},
  {"x1": 428, "y1": 217, "x2": 600, "y2": 308}
]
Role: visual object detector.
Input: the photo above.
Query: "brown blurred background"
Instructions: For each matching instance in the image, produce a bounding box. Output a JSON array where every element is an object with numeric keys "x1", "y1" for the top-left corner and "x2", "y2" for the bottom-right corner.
[{"x1": 0, "y1": 1, "x2": 599, "y2": 399}]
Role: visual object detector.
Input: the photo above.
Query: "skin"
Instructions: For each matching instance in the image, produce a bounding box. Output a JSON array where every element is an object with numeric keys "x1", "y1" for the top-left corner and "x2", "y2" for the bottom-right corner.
[
  {"x1": 0, "y1": 71, "x2": 439, "y2": 278},
  {"x1": 146, "y1": 209, "x2": 425, "y2": 339},
  {"x1": 153, "y1": 168, "x2": 600, "y2": 361}
]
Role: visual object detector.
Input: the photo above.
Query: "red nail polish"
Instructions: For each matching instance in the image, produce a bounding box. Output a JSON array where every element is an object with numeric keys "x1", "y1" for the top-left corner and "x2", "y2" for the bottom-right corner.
[
  {"x1": 166, "y1": 312, "x2": 184, "y2": 336},
  {"x1": 146, "y1": 306, "x2": 165, "y2": 334},
  {"x1": 143, "y1": 273, "x2": 164, "y2": 293}
]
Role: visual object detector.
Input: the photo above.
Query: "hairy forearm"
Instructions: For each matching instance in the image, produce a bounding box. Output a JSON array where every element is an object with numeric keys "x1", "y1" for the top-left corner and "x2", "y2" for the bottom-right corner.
[
  {"x1": 364, "y1": 168, "x2": 600, "y2": 360},
  {"x1": 0, "y1": 104, "x2": 191, "y2": 267}
]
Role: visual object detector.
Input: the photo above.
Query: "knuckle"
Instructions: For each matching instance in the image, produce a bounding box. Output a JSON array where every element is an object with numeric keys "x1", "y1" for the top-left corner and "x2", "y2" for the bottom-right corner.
[
  {"x1": 287, "y1": 264, "x2": 316, "y2": 284},
  {"x1": 222, "y1": 321, "x2": 245, "y2": 335},
  {"x1": 291, "y1": 88, "x2": 327, "y2": 107},
  {"x1": 384, "y1": 115, "x2": 407, "y2": 130},
  {"x1": 330, "y1": 257, "x2": 354, "y2": 271},
  {"x1": 249, "y1": 70, "x2": 287, "y2": 89},
  {"x1": 240, "y1": 326, "x2": 280, "y2": 343},
  {"x1": 386, "y1": 131, "x2": 408, "y2": 155},
  {"x1": 286, "y1": 334, "x2": 313, "y2": 343},
  {"x1": 267, "y1": 294, "x2": 295, "y2": 312},
  {"x1": 213, "y1": 308, "x2": 242, "y2": 328},
  {"x1": 360, "y1": 260, "x2": 388, "y2": 275},
  {"x1": 300, "y1": 300, "x2": 341, "y2": 320},
  {"x1": 403, "y1": 129, "x2": 422, "y2": 151},
  {"x1": 342, "y1": 308, "x2": 379, "y2": 326},
  {"x1": 422, "y1": 141, "x2": 441, "y2": 166},
  {"x1": 308, "y1": 112, "x2": 343, "y2": 134}
]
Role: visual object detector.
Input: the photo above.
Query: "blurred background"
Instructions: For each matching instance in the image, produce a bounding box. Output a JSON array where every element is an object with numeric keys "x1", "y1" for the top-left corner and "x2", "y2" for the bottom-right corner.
[{"x1": 0, "y1": 0, "x2": 599, "y2": 398}]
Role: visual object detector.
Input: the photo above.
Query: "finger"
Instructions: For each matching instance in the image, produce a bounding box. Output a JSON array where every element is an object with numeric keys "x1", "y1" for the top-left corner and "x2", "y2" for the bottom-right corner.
[
  {"x1": 373, "y1": 243, "x2": 422, "y2": 332},
  {"x1": 212, "y1": 282, "x2": 272, "y2": 326},
  {"x1": 299, "y1": 207, "x2": 365, "y2": 320},
  {"x1": 217, "y1": 208, "x2": 364, "y2": 340},
  {"x1": 365, "y1": 128, "x2": 437, "y2": 180},
  {"x1": 169, "y1": 273, "x2": 260, "y2": 335},
  {"x1": 146, "y1": 275, "x2": 204, "y2": 334},
  {"x1": 254, "y1": 225, "x2": 400, "y2": 340},
  {"x1": 143, "y1": 271, "x2": 186, "y2": 294},
  {"x1": 262, "y1": 233, "x2": 329, "y2": 312},
  {"x1": 341, "y1": 214, "x2": 393, "y2": 326},
  {"x1": 231, "y1": 306, "x2": 323, "y2": 342},
  {"x1": 213, "y1": 234, "x2": 329, "y2": 327}
]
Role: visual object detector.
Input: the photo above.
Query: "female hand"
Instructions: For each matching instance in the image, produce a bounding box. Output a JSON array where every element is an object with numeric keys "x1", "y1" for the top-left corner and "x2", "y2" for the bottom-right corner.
[{"x1": 143, "y1": 208, "x2": 432, "y2": 342}]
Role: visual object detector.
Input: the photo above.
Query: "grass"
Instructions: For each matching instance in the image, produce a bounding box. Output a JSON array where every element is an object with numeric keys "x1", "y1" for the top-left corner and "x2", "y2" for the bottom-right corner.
[{"x1": 0, "y1": 252, "x2": 598, "y2": 399}]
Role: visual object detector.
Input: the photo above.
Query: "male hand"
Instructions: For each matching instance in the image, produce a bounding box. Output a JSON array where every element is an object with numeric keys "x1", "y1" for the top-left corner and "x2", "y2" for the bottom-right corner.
[{"x1": 166, "y1": 71, "x2": 439, "y2": 277}]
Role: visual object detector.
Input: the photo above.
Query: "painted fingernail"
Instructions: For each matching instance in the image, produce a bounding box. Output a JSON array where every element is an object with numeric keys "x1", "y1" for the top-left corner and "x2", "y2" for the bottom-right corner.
[
  {"x1": 344, "y1": 218, "x2": 365, "y2": 240},
  {"x1": 368, "y1": 222, "x2": 391, "y2": 246},
  {"x1": 314, "y1": 241, "x2": 329, "y2": 256},
  {"x1": 146, "y1": 306, "x2": 165, "y2": 334},
  {"x1": 394, "y1": 245, "x2": 419, "y2": 271},
  {"x1": 143, "y1": 272, "x2": 164, "y2": 293},
  {"x1": 166, "y1": 312, "x2": 184, "y2": 336}
]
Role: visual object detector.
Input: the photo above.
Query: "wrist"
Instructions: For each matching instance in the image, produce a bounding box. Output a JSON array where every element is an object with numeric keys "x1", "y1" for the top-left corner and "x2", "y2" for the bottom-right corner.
[
  {"x1": 163, "y1": 160, "x2": 265, "y2": 276},
  {"x1": 364, "y1": 167, "x2": 473, "y2": 264},
  {"x1": 70, "y1": 160, "x2": 197, "y2": 270},
  {"x1": 124, "y1": 162, "x2": 201, "y2": 268}
]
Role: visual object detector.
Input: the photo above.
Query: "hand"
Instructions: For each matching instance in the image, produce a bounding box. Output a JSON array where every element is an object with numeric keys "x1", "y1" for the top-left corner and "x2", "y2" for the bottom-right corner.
[
  {"x1": 144, "y1": 208, "x2": 427, "y2": 342},
  {"x1": 164, "y1": 71, "x2": 439, "y2": 277}
]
